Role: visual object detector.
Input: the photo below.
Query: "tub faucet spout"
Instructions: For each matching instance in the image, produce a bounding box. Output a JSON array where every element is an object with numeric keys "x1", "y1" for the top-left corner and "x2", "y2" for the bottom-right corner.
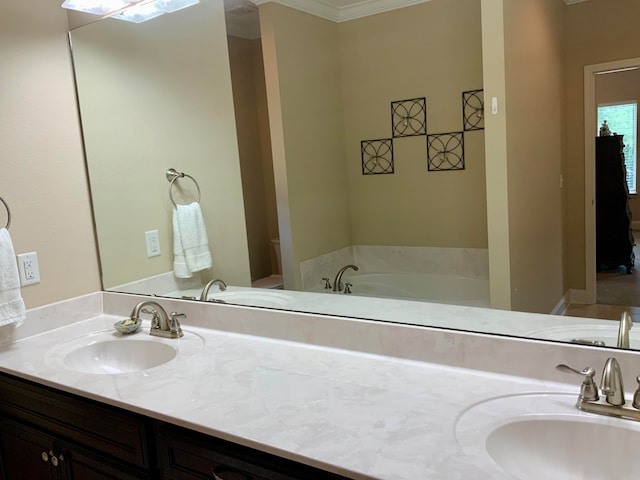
[
  {"x1": 333, "y1": 265, "x2": 359, "y2": 292},
  {"x1": 617, "y1": 311, "x2": 633, "y2": 349},
  {"x1": 200, "y1": 279, "x2": 227, "y2": 301}
]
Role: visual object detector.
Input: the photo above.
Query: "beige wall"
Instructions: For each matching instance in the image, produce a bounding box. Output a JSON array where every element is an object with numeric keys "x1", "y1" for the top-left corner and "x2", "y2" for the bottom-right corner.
[
  {"x1": 340, "y1": 0, "x2": 486, "y2": 248},
  {"x1": 0, "y1": 0, "x2": 101, "y2": 308},
  {"x1": 228, "y1": 35, "x2": 278, "y2": 281},
  {"x1": 260, "y1": 3, "x2": 351, "y2": 289},
  {"x1": 565, "y1": 0, "x2": 640, "y2": 291},
  {"x1": 481, "y1": 0, "x2": 511, "y2": 309},
  {"x1": 261, "y1": 0, "x2": 486, "y2": 289},
  {"x1": 594, "y1": 69, "x2": 640, "y2": 227},
  {"x1": 72, "y1": 1, "x2": 251, "y2": 288},
  {"x1": 503, "y1": 0, "x2": 565, "y2": 313},
  {"x1": 480, "y1": 0, "x2": 565, "y2": 313}
]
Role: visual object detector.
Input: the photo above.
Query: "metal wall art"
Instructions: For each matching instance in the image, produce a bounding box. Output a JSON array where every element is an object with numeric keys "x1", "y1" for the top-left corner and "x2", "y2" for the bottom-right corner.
[
  {"x1": 391, "y1": 97, "x2": 427, "y2": 137},
  {"x1": 361, "y1": 139, "x2": 394, "y2": 175},
  {"x1": 427, "y1": 132, "x2": 464, "y2": 171},
  {"x1": 462, "y1": 89, "x2": 484, "y2": 131},
  {"x1": 360, "y1": 88, "x2": 481, "y2": 175}
]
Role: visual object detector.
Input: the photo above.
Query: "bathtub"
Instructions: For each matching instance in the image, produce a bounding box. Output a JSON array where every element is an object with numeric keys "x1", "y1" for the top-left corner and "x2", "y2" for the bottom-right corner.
[{"x1": 340, "y1": 272, "x2": 490, "y2": 308}]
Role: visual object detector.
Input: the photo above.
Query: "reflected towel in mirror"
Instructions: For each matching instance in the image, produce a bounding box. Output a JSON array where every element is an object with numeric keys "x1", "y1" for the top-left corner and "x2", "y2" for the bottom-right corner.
[
  {"x1": 0, "y1": 228, "x2": 26, "y2": 327},
  {"x1": 173, "y1": 202, "x2": 212, "y2": 278}
]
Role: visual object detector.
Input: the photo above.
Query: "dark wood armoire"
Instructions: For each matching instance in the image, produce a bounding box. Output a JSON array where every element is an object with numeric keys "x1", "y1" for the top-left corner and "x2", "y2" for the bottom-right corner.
[{"x1": 596, "y1": 134, "x2": 635, "y2": 273}]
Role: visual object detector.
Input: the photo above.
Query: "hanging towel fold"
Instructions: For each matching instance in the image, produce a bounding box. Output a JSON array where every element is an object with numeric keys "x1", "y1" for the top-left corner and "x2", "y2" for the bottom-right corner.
[
  {"x1": 0, "y1": 228, "x2": 26, "y2": 327},
  {"x1": 173, "y1": 202, "x2": 212, "y2": 278}
]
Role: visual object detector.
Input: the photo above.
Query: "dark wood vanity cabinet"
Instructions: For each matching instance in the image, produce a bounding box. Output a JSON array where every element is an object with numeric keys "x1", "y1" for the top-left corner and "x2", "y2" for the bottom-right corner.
[
  {"x1": 156, "y1": 423, "x2": 350, "y2": 480},
  {"x1": 596, "y1": 135, "x2": 635, "y2": 273},
  {"x1": 0, "y1": 374, "x2": 352, "y2": 480},
  {"x1": 0, "y1": 374, "x2": 155, "y2": 480}
]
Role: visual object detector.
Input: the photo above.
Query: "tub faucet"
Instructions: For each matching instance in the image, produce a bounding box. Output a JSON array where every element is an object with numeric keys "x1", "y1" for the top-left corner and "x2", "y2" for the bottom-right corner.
[
  {"x1": 333, "y1": 265, "x2": 359, "y2": 292},
  {"x1": 617, "y1": 311, "x2": 633, "y2": 349},
  {"x1": 200, "y1": 278, "x2": 227, "y2": 301},
  {"x1": 130, "y1": 300, "x2": 184, "y2": 338}
]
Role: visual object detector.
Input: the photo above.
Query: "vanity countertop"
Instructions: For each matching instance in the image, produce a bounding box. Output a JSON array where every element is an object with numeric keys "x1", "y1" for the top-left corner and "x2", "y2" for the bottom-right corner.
[{"x1": 0, "y1": 309, "x2": 585, "y2": 480}]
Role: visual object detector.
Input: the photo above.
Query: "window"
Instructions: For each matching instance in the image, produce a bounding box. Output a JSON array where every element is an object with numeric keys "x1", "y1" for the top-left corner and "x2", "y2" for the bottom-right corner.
[{"x1": 597, "y1": 101, "x2": 637, "y2": 194}]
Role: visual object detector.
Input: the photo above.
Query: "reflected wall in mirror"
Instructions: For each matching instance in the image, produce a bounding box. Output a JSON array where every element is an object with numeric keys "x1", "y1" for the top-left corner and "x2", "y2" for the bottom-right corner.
[
  {"x1": 70, "y1": 0, "x2": 640, "y2": 350},
  {"x1": 73, "y1": 0, "x2": 489, "y2": 299}
]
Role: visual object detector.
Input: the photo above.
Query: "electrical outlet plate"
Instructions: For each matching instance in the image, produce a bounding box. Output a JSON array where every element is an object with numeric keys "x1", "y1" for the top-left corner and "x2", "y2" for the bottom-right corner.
[
  {"x1": 145, "y1": 230, "x2": 161, "y2": 257},
  {"x1": 17, "y1": 252, "x2": 40, "y2": 286}
]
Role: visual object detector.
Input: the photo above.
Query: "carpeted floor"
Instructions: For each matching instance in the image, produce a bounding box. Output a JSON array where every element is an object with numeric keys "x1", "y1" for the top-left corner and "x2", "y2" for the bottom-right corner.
[
  {"x1": 596, "y1": 234, "x2": 640, "y2": 306},
  {"x1": 565, "y1": 231, "x2": 640, "y2": 320}
]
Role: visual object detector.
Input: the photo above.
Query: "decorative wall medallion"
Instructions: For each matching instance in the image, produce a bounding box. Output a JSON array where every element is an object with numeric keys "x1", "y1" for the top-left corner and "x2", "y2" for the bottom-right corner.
[
  {"x1": 361, "y1": 139, "x2": 394, "y2": 175},
  {"x1": 391, "y1": 97, "x2": 427, "y2": 137},
  {"x1": 462, "y1": 89, "x2": 484, "y2": 131},
  {"x1": 427, "y1": 132, "x2": 464, "y2": 171}
]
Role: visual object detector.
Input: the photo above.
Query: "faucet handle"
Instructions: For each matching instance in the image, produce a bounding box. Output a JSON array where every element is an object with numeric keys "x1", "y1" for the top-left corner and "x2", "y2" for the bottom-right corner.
[
  {"x1": 556, "y1": 364, "x2": 599, "y2": 401},
  {"x1": 633, "y1": 376, "x2": 640, "y2": 410},
  {"x1": 322, "y1": 277, "x2": 332, "y2": 289},
  {"x1": 141, "y1": 307, "x2": 161, "y2": 328},
  {"x1": 169, "y1": 312, "x2": 185, "y2": 337},
  {"x1": 344, "y1": 283, "x2": 353, "y2": 294}
]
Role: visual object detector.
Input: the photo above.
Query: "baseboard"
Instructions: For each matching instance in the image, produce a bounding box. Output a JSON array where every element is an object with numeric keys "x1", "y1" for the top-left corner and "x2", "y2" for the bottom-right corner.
[
  {"x1": 552, "y1": 289, "x2": 588, "y2": 315},
  {"x1": 632, "y1": 220, "x2": 640, "y2": 231},
  {"x1": 551, "y1": 291, "x2": 571, "y2": 315}
]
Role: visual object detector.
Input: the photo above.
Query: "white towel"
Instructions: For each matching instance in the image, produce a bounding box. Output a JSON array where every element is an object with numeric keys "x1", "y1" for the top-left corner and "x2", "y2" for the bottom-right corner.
[
  {"x1": 0, "y1": 228, "x2": 26, "y2": 327},
  {"x1": 173, "y1": 203, "x2": 212, "y2": 278}
]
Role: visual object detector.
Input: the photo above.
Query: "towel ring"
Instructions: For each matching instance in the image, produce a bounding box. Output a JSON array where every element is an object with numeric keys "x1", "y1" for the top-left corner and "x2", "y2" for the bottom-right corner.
[
  {"x1": 166, "y1": 168, "x2": 201, "y2": 207},
  {"x1": 0, "y1": 196, "x2": 10, "y2": 229}
]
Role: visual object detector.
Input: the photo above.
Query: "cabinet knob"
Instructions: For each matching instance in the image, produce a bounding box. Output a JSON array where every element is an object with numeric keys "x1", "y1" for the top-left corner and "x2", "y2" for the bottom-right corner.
[
  {"x1": 41, "y1": 451, "x2": 49, "y2": 463},
  {"x1": 48, "y1": 450, "x2": 59, "y2": 467}
]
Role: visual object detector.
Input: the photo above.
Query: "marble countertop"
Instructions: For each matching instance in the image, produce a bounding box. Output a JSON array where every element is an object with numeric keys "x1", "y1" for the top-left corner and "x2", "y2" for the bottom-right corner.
[{"x1": 0, "y1": 310, "x2": 587, "y2": 480}]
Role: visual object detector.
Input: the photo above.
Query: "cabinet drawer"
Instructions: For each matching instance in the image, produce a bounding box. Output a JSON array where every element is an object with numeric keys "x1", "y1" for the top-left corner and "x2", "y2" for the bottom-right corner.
[
  {"x1": 156, "y1": 423, "x2": 351, "y2": 480},
  {"x1": 0, "y1": 374, "x2": 151, "y2": 468}
]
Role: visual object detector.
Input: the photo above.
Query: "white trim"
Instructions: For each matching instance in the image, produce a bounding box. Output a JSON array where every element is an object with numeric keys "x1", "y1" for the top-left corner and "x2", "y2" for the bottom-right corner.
[
  {"x1": 584, "y1": 58, "x2": 640, "y2": 306},
  {"x1": 563, "y1": 0, "x2": 589, "y2": 5},
  {"x1": 252, "y1": 0, "x2": 433, "y2": 23},
  {"x1": 550, "y1": 290, "x2": 572, "y2": 315},
  {"x1": 338, "y1": 0, "x2": 431, "y2": 22}
]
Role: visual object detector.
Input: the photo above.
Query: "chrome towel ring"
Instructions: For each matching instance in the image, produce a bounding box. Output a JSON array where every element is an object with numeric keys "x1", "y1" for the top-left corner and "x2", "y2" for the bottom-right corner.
[
  {"x1": 166, "y1": 168, "x2": 201, "y2": 207},
  {"x1": 0, "y1": 196, "x2": 10, "y2": 229}
]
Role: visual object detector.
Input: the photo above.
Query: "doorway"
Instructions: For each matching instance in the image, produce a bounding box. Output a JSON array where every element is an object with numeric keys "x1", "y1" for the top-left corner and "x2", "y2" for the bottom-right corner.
[{"x1": 580, "y1": 57, "x2": 640, "y2": 319}]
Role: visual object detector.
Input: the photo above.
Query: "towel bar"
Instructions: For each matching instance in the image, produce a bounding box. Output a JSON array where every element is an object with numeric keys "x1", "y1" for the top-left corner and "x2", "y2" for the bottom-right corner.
[
  {"x1": 166, "y1": 168, "x2": 201, "y2": 207},
  {"x1": 0, "y1": 196, "x2": 10, "y2": 229}
]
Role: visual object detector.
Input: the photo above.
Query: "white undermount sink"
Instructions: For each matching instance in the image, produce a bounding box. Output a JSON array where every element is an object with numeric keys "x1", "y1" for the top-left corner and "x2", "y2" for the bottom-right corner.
[
  {"x1": 455, "y1": 393, "x2": 640, "y2": 479},
  {"x1": 45, "y1": 327, "x2": 205, "y2": 374}
]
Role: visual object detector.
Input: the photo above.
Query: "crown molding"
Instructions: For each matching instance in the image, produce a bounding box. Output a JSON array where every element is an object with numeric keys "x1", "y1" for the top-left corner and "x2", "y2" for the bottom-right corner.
[
  {"x1": 251, "y1": 0, "x2": 433, "y2": 23},
  {"x1": 250, "y1": 0, "x2": 588, "y2": 25}
]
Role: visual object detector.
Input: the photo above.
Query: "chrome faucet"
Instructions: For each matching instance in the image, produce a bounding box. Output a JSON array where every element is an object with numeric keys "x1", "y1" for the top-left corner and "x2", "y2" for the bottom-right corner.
[
  {"x1": 200, "y1": 278, "x2": 227, "y2": 301},
  {"x1": 130, "y1": 300, "x2": 184, "y2": 338},
  {"x1": 557, "y1": 357, "x2": 640, "y2": 421},
  {"x1": 332, "y1": 265, "x2": 358, "y2": 292},
  {"x1": 617, "y1": 311, "x2": 633, "y2": 349}
]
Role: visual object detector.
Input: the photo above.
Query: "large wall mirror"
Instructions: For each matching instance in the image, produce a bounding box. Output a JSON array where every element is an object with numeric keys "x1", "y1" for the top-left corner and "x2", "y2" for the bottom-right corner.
[{"x1": 69, "y1": 0, "x2": 637, "y2": 350}]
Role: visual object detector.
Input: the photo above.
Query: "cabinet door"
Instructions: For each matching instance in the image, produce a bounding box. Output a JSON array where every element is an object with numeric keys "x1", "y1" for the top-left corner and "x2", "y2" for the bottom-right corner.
[
  {"x1": 61, "y1": 441, "x2": 152, "y2": 480},
  {"x1": 157, "y1": 423, "x2": 350, "y2": 480},
  {"x1": 0, "y1": 417, "x2": 59, "y2": 480}
]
